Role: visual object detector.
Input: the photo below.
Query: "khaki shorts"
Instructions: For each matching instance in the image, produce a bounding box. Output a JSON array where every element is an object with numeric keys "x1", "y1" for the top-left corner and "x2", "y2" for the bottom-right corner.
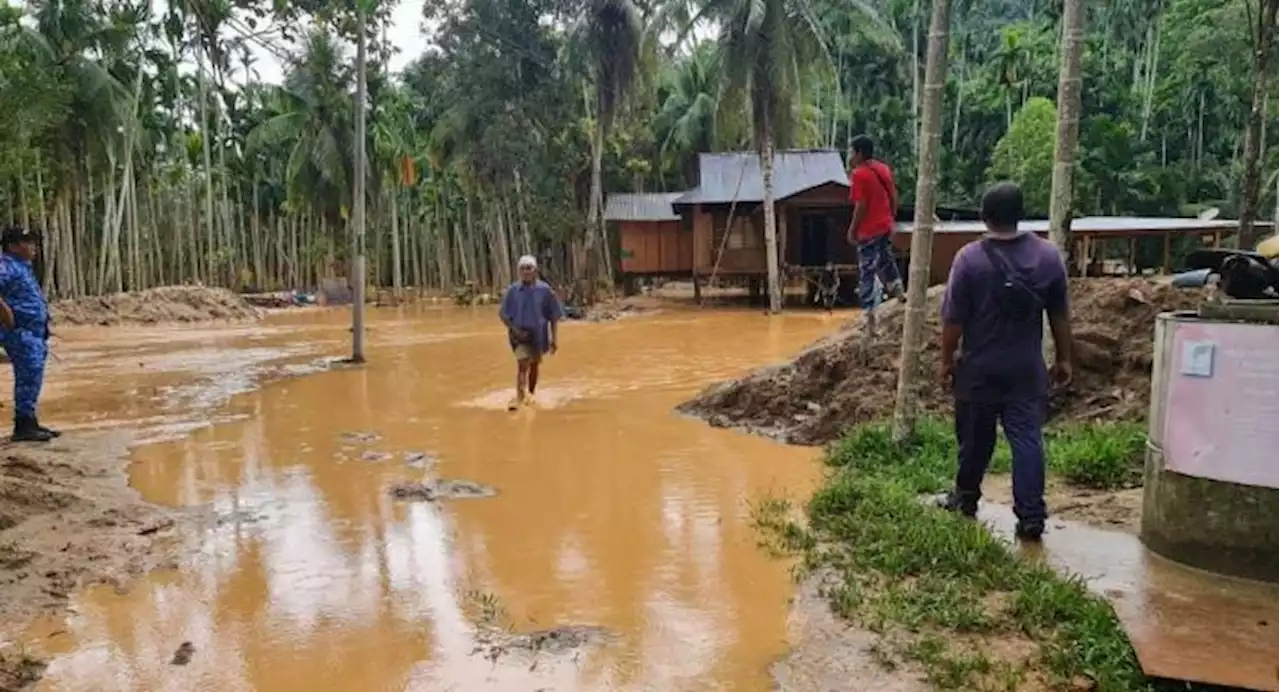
[{"x1": 513, "y1": 343, "x2": 542, "y2": 363}]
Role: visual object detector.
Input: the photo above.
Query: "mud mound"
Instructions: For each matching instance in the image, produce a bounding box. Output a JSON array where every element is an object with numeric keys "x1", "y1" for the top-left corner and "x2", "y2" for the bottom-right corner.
[
  {"x1": 0, "y1": 434, "x2": 188, "y2": 651},
  {"x1": 51, "y1": 286, "x2": 261, "y2": 326},
  {"x1": 679, "y1": 279, "x2": 1201, "y2": 445}
]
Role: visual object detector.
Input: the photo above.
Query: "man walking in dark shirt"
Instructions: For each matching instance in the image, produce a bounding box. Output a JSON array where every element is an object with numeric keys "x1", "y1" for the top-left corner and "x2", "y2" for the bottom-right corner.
[{"x1": 936, "y1": 183, "x2": 1074, "y2": 540}]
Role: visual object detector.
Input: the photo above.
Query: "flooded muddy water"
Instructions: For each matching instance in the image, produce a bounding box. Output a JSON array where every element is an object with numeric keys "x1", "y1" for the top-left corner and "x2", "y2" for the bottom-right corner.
[{"x1": 19, "y1": 305, "x2": 849, "y2": 691}]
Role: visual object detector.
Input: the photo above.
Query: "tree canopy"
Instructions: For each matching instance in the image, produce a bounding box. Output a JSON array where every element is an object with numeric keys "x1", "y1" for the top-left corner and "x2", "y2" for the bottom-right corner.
[{"x1": 0, "y1": 0, "x2": 1275, "y2": 297}]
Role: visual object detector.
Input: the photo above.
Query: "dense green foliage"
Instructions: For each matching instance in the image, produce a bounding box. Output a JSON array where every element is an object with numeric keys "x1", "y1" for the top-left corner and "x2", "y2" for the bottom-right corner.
[
  {"x1": 988, "y1": 96, "x2": 1057, "y2": 215},
  {"x1": 0, "y1": 0, "x2": 1276, "y2": 297}
]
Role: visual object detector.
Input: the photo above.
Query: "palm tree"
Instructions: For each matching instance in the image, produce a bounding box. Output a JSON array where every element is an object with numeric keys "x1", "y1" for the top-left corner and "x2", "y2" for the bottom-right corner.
[
  {"x1": 28, "y1": 0, "x2": 130, "y2": 297},
  {"x1": 1047, "y1": 0, "x2": 1085, "y2": 254},
  {"x1": 652, "y1": 43, "x2": 726, "y2": 186},
  {"x1": 891, "y1": 0, "x2": 952, "y2": 442},
  {"x1": 247, "y1": 32, "x2": 354, "y2": 229},
  {"x1": 993, "y1": 28, "x2": 1028, "y2": 129},
  {"x1": 369, "y1": 72, "x2": 415, "y2": 295},
  {"x1": 709, "y1": 0, "x2": 826, "y2": 313},
  {"x1": 578, "y1": 0, "x2": 643, "y2": 289},
  {"x1": 1238, "y1": 0, "x2": 1278, "y2": 249}
]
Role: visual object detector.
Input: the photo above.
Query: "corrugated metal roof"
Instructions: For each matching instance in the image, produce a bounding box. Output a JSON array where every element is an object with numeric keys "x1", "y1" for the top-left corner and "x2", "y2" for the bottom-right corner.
[
  {"x1": 604, "y1": 193, "x2": 684, "y2": 221},
  {"x1": 893, "y1": 217, "x2": 1262, "y2": 235},
  {"x1": 673, "y1": 149, "x2": 849, "y2": 205}
]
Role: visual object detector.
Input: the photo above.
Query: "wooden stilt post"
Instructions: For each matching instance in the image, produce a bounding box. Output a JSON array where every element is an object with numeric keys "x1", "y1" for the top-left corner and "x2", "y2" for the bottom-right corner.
[
  {"x1": 1162, "y1": 232, "x2": 1173, "y2": 275},
  {"x1": 1127, "y1": 237, "x2": 1138, "y2": 276},
  {"x1": 692, "y1": 271, "x2": 702, "y2": 305}
]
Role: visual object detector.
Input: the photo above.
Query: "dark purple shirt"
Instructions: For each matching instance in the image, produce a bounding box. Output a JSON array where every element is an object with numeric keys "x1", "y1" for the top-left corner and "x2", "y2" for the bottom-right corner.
[
  {"x1": 941, "y1": 233, "x2": 1068, "y2": 402},
  {"x1": 499, "y1": 279, "x2": 562, "y2": 353}
]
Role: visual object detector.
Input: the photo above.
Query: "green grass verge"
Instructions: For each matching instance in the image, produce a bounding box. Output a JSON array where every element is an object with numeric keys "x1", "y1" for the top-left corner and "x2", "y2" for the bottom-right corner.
[
  {"x1": 755, "y1": 419, "x2": 1153, "y2": 691},
  {"x1": 825, "y1": 416, "x2": 1147, "y2": 493}
]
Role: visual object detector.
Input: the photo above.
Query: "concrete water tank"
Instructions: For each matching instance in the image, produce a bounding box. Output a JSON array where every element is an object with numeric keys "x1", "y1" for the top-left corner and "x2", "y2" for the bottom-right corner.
[{"x1": 1141, "y1": 311, "x2": 1279, "y2": 582}]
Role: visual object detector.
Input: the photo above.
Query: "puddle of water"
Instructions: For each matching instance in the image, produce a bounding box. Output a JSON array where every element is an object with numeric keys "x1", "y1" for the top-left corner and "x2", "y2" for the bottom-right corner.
[
  {"x1": 979, "y1": 504, "x2": 1279, "y2": 691},
  {"x1": 18, "y1": 305, "x2": 842, "y2": 691}
]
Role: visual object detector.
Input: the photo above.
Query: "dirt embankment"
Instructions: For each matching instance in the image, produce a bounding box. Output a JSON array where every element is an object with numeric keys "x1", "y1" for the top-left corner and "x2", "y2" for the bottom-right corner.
[
  {"x1": 0, "y1": 434, "x2": 190, "y2": 689},
  {"x1": 679, "y1": 278, "x2": 1201, "y2": 445},
  {"x1": 50, "y1": 286, "x2": 261, "y2": 327}
]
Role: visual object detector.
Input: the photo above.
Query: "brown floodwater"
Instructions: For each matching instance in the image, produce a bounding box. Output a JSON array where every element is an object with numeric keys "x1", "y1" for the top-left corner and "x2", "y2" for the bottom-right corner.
[{"x1": 18, "y1": 304, "x2": 850, "y2": 691}]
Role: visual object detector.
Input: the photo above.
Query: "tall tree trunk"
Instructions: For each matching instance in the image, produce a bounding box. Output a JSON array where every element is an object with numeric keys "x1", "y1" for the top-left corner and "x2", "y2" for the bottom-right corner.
[
  {"x1": 891, "y1": 0, "x2": 953, "y2": 443},
  {"x1": 514, "y1": 169, "x2": 533, "y2": 255},
  {"x1": 391, "y1": 184, "x2": 403, "y2": 295},
  {"x1": 1196, "y1": 91, "x2": 1204, "y2": 170},
  {"x1": 34, "y1": 153, "x2": 51, "y2": 294},
  {"x1": 1238, "y1": 0, "x2": 1278, "y2": 249},
  {"x1": 1047, "y1": 0, "x2": 1086, "y2": 365},
  {"x1": 1049, "y1": 0, "x2": 1085, "y2": 253},
  {"x1": 586, "y1": 118, "x2": 605, "y2": 290},
  {"x1": 351, "y1": 7, "x2": 369, "y2": 362},
  {"x1": 196, "y1": 46, "x2": 217, "y2": 281},
  {"x1": 761, "y1": 136, "x2": 783, "y2": 313},
  {"x1": 127, "y1": 162, "x2": 140, "y2": 290},
  {"x1": 1139, "y1": 7, "x2": 1162, "y2": 143},
  {"x1": 911, "y1": 0, "x2": 921, "y2": 153}
]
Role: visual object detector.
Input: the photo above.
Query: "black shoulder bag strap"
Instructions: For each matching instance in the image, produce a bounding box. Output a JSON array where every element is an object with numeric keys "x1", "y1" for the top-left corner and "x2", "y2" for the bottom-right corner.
[
  {"x1": 979, "y1": 239, "x2": 1044, "y2": 319},
  {"x1": 866, "y1": 162, "x2": 898, "y2": 216}
]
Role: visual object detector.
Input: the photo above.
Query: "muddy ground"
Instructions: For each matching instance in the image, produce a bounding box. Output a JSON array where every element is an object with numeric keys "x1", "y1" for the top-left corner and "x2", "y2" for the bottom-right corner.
[
  {"x1": 771, "y1": 571, "x2": 931, "y2": 691},
  {"x1": 982, "y1": 474, "x2": 1143, "y2": 534},
  {"x1": 0, "y1": 434, "x2": 191, "y2": 689},
  {"x1": 51, "y1": 286, "x2": 261, "y2": 326},
  {"x1": 579, "y1": 294, "x2": 662, "y2": 321},
  {"x1": 680, "y1": 278, "x2": 1200, "y2": 446}
]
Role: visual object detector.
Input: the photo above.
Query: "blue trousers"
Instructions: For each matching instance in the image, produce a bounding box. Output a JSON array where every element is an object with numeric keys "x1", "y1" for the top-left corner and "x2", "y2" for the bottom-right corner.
[
  {"x1": 2, "y1": 331, "x2": 47, "y2": 418},
  {"x1": 857, "y1": 234, "x2": 903, "y2": 309},
  {"x1": 954, "y1": 398, "x2": 1047, "y2": 523}
]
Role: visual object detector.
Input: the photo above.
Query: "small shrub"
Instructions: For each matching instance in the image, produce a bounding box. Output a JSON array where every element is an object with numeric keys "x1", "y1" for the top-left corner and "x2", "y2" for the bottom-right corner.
[{"x1": 1046, "y1": 422, "x2": 1146, "y2": 490}]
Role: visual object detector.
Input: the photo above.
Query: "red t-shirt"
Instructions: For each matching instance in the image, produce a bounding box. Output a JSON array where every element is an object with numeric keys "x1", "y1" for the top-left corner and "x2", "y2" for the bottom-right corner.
[{"x1": 849, "y1": 160, "x2": 897, "y2": 242}]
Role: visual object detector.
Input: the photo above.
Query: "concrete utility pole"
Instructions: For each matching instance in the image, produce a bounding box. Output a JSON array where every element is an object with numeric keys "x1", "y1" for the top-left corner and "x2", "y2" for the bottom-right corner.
[{"x1": 351, "y1": 5, "x2": 368, "y2": 363}]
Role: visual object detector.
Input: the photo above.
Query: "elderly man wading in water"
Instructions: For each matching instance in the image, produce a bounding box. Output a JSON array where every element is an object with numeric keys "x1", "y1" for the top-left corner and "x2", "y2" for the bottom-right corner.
[{"x1": 499, "y1": 255, "x2": 562, "y2": 411}]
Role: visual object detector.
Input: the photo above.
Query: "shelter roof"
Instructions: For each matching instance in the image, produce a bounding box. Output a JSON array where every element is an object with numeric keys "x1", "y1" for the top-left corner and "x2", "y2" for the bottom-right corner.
[
  {"x1": 604, "y1": 193, "x2": 684, "y2": 222},
  {"x1": 673, "y1": 149, "x2": 849, "y2": 205}
]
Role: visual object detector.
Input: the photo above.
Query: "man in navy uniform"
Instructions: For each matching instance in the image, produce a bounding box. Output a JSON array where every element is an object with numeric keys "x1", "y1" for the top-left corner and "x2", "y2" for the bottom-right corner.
[{"x1": 0, "y1": 226, "x2": 59, "y2": 442}]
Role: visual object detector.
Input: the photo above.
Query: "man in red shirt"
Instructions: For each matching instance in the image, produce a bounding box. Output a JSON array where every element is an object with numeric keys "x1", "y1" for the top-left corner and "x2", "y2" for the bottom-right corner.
[{"x1": 846, "y1": 135, "x2": 904, "y2": 334}]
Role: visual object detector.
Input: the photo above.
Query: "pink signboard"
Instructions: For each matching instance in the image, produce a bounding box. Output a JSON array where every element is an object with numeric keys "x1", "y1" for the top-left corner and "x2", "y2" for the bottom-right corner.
[{"x1": 1162, "y1": 319, "x2": 1279, "y2": 489}]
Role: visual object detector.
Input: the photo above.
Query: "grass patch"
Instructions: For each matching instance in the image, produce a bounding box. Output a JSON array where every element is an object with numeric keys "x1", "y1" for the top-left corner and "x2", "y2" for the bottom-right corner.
[
  {"x1": 759, "y1": 419, "x2": 1153, "y2": 690},
  {"x1": 826, "y1": 417, "x2": 1146, "y2": 492},
  {"x1": 1044, "y1": 422, "x2": 1146, "y2": 489}
]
